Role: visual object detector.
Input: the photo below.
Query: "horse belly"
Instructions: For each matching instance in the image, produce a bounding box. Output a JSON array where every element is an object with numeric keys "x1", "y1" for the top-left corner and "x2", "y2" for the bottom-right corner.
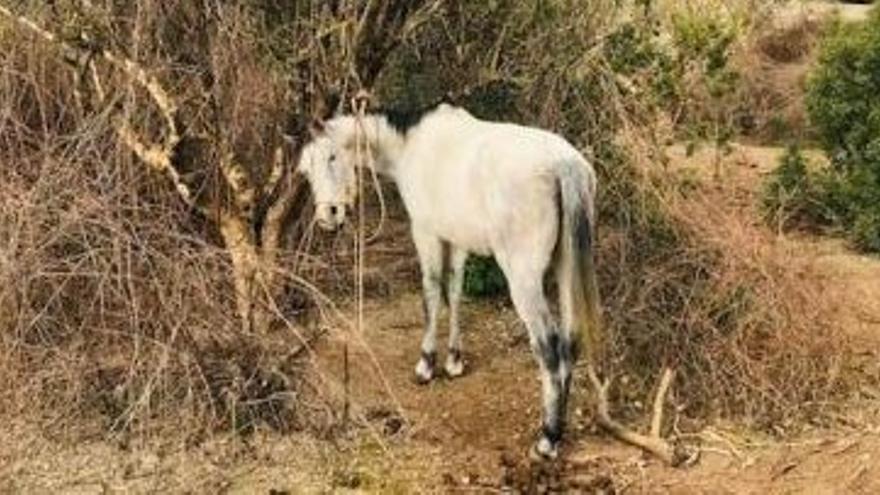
[
  {"x1": 422, "y1": 203, "x2": 493, "y2": 255},
  {"x1": 438, "y1": 218, "x2": 493, "y2": 256},
  {"x1": 402, "y1": 185, "x2": 492, "y2": 255}
]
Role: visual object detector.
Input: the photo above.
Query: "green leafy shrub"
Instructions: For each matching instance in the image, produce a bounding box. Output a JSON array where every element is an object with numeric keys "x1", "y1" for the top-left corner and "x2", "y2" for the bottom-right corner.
[
  {"x1": 665, "y1": 8, "x2": 742, "y2": 169},
  {"x1": 463, "y1": 256, "x2": 507, "y2": 299},
  {"x1": 807, "y1": 9, "x2": 880, "y2": 175},
  {"x1": 795, "y1": 6, "x2": 880, "y2": 251},
  {"x1": 852, "y1": 210, "x2": 880, "y2": 252},
  {"x1": 762, "y1": 145, "x2": 815, "y2": 229},
  {"x1": 763, "y1": 144, "x2": 880, "y2": 250}
]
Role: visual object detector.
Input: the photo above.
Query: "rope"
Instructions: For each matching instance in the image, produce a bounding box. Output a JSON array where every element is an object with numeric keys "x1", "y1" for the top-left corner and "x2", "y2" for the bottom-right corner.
[
  {"x1": 344, "y1": 91, "x2": 368, "y2": 429},
  {"x1": 354, "y1": 90, "x2": 387, "y2": 243},
  {"x1": 365, "y1": 150, "x2": 387, "y2": 243},
  {"x1": 354, "y1": 92, "x2": 367, "y2": 363},
  {"x1": 350, "y1": 90, "x2": 407, "y2": 422}
]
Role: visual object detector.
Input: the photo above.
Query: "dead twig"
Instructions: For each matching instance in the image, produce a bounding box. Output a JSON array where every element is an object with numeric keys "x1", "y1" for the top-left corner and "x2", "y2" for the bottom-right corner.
[
  {"x1": 651, "y1": 367, "x2": 675, "y2": 438},
  {"x1": 586, "y1": 365, "x2": 693, "y2": 466}
]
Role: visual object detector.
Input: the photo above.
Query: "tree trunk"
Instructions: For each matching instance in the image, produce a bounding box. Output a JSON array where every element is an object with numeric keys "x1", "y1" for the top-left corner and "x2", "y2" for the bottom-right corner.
[{"x1": 219, "y1": 214, "x2": 265, "y2": 333}]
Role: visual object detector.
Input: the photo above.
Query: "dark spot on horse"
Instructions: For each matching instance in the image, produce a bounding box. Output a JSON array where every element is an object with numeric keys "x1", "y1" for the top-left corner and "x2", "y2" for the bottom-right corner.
[
  {"x1": 540, "y1": 333, "x2": 561, "y2": 373},
  {"x1": 448, "y1": 347, "x2": 461, "y2": 364},
  {"x1": 556, "y1": 336, "x2": 573, "y2": 400},
  {"x1": 414, "y1": 350, "x2": 437, "y2": 385},
  {"x1": 440, "y1": 241, "x2": 452, "y2": 306},
  {"x1": 427, "y1": 270, "x2": 448, "y2": 307},
  {"x1": 569, "y1": 337, "x2": 581, "y2": 364},
  {"x1": 556, "y1": 335, "x2": 576, "y2": 365},
  {"x1": 561, "y1": 373, "x2": 572, "y2": 404},
  {"x1": 542, "y1": 422, "x2": 563, "y2": 444},
  {"x1": 559, "y1": 371, "x2": 571, "y2": 408},
  {"x1": 574, "y1": 209, "x2": 592, "y2": 251},
  {"x1": 542, "y1": 380, "x2": 569, "y2": 447}
]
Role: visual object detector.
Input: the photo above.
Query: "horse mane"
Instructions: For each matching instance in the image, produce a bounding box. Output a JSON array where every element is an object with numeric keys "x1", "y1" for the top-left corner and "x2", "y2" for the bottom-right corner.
[
  {"x1": 376, "y1": 95, "x2": 458, "y2": 135},
  {"x1": 371, "y1": 78, "x2": 519, "y2": 136}
]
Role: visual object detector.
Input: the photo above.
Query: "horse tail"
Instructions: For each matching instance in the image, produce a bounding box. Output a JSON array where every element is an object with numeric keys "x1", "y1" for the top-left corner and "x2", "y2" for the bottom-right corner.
[{"x1": 556, "y1": 158, "x2": 602, "y2": 365}]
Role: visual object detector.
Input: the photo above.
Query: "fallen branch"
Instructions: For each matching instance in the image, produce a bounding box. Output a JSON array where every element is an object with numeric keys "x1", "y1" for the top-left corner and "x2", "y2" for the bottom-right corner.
[
  {"x1": 585, "y1": 365, "x2": 693, "y2": 466},
  {"x1": 651, "y1": 367, "x2": 675, "y2": 438}
]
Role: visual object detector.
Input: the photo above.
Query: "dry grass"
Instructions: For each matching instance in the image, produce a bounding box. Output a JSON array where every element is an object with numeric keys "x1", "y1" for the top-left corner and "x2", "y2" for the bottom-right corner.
[
  {"x1": 732, "y1": 9, "x2": 827, "y2": 143},
  {"x1": 593, "y1": 121, "x2": 854, "y2": 432},
  {"x1": 0, "y1": 0, "x2": 445, "y2": 450},
  {"x1": 0, "y1": 24, "x2": 339, "y2": 445},
  {"x1": 664, "y1": 174, "x2": 849, "y2": 429}
]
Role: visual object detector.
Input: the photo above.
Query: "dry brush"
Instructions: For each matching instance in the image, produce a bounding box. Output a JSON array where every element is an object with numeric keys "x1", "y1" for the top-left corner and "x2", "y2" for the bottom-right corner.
[{"x1": 0, "y1": 0, "x2": 435, "y2": 440}]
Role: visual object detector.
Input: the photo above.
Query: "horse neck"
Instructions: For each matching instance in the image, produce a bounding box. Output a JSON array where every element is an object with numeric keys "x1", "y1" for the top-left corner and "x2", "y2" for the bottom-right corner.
[{"x1": 334, "y1": 114, "x2": 405, "y2": 176}]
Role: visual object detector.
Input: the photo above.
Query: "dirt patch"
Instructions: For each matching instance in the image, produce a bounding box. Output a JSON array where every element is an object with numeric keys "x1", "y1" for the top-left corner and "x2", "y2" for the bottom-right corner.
[{"x1": 793, "y1": 2, "x2": 874, "y2": 23}]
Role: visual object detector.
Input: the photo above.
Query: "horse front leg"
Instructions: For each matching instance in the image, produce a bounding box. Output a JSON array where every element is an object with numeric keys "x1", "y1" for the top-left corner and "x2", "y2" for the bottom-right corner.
[
  {"x1": 412, "y1": 230, "x2": 445, "y2": 384},
  {"x1": 444, "y1": 247, "x2": 468, "y2": 378}
]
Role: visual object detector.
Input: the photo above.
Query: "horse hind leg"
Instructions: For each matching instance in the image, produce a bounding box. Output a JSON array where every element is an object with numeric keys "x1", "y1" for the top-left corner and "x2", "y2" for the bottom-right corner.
[
  {"x1": 444, "y1": 247, "x2": 468, "y2": 378},
  {"x1": 506, "y1": 272, "x2": 573, "y2": 459},
  {"x1": 413, "y1": 230, "x2": 445, "y2": 384},
  {"x1": 538, "y1": 332, "x2": 574, "y2": 457}
]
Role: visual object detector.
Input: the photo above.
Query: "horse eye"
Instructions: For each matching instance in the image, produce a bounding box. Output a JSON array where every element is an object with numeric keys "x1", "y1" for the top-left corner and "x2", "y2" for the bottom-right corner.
[{"x1": 328, "y1": 154, "x2": 336, "y2": 163}]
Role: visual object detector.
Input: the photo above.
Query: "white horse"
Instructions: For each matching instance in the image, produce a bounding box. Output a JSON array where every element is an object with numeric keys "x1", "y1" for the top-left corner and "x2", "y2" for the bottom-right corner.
[{"x1": 297, "y1": 103, "x2": 601, "y2": 458}]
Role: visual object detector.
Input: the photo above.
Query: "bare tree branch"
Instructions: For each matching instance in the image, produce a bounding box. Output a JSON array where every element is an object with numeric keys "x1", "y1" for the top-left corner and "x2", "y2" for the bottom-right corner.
[
  {"x1": 219, "y1": 156, "x2": 257, "y2": 213},
  {"x1": 353, "y1": 0, "x2": 432, "y2": 87},
  {"x1": 0, "y1": 4, "x2": 185, "y2": 205}
]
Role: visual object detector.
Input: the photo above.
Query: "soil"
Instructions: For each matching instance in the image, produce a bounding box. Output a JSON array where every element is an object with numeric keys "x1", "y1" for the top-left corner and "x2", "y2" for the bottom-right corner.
[{"x1": 783, "y1": 2, "x2": 873, "y2": 23}]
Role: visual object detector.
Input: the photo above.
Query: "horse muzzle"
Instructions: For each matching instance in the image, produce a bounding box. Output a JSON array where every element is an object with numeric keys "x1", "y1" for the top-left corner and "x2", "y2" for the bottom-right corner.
[{"x1": 316, "y1": 204, "x2": 347, "y2": 231}]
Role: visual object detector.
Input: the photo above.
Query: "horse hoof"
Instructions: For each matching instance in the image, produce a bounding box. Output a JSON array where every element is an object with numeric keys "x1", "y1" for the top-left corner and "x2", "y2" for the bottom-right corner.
[
  {"x1": 414, "y1": 358, "x2": 434, "y2": 384},
  {"x1": 530, "y1": 437, "x2": 558, "y2": 461},
  {"x1": 444, "y1": 355, "x2": 465, "y2": 378},
  {"x1": 413, "y1": 372, "x2": 433, "y2": 385}
]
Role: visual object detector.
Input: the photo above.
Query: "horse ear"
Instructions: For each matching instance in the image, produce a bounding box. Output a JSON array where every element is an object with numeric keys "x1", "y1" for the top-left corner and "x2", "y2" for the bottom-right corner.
[
  {"x1": 322, "y1": 90, "x2": 341, "y2": 120},
  {"x1": 308, "y1": 118, "x2": 325, "y2": 138}
]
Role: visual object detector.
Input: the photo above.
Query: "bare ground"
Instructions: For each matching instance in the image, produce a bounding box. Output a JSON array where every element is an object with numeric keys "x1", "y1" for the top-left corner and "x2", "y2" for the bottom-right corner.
[{"x1": 793, "y1": 2, "x2": 873, "y2": 23}]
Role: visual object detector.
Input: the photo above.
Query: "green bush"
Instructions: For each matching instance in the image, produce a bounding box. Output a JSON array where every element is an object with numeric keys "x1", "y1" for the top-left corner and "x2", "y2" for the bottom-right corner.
[
  {"x1": 762, "y1": 145, "x2": 815, "y2": 228},
  {"x1": 797, "y1": 6, "x2": 880, "y2": 251},
  {"x1": 807, "y1": 8, "x2": 880, "y2": 175},
  {"x1": 763, "y1": 145, "x2": 880, "y2": 250},
  {"x1": 668, "y1": 8, "x2": 741, "y2": 163},
  {"x1": 463, "y1": 256, "x2": 507, "y2": 299}
]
